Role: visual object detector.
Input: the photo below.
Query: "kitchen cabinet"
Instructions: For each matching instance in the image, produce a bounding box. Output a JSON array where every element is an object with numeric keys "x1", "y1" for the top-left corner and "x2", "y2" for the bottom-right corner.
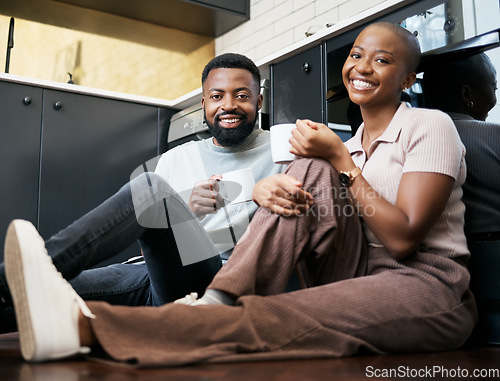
[
  {"x1": 190, "y1": 0, "x2": 248, "y2": 15},
  {"x1": 52, "y1": 0, "x2": 249, "y2": 37},
  {"x1": 0, "y1": 81, "x2": 176, "y2": 266},
  {"x1": 0, "y1": 81, "x2": 42, "y2": 246},
  {"x1": 270, "y1": 45, "x2": 325, "y2": 126},
  {"x1": 39, "y1": 90, "x2": 164, "y2": 265}
]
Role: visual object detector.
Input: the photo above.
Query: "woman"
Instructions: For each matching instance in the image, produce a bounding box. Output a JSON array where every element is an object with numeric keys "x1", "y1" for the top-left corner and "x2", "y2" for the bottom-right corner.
[{"x1": 5, "y1": 22, "x2": 477, "y2": 366}]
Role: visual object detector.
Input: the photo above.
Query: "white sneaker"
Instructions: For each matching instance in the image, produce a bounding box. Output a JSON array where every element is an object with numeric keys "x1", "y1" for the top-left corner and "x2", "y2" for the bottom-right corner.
[{"x1": 4, "y1": 219, "x2": 95, "y2": 362}]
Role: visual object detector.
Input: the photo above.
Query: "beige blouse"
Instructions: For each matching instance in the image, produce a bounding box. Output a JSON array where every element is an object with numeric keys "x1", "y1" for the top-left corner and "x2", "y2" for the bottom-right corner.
[{"x1": 344, "y1": 103, "x2": 469, "y2": 260}]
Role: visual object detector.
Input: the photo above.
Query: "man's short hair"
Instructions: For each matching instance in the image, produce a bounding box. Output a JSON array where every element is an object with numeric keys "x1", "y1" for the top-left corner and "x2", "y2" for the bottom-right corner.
[
  {"x1": 422, "y1": 52, "x2": 495, "y2": 110},
  {"x1": 202, "y1": 53, "x2": 261, "y2": 87}
]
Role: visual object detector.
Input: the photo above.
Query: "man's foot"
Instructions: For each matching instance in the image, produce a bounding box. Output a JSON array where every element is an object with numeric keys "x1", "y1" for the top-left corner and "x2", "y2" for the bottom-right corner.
[
  {"x1": 174, "y1": 289, "x2": 235, "y2": 306},
  {"x1": 4, "y1": 220, "x2": 95, "y2": 362},
  {"x1": 174, "y1": 292, "x2": 203, "y2": 305}
]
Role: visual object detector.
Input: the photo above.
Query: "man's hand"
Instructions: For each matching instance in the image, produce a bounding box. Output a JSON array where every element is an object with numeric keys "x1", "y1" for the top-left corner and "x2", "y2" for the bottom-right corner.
[
  {"x1": 188, "y1": 176, "x2": 225, "y2": 219},
  {"x1": 253, "y1": 174, "x2": 313, "y2": 216}
]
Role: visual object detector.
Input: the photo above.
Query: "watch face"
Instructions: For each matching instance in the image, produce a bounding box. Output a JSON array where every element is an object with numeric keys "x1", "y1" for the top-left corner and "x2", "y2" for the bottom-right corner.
[{"x1": 339, "y1": 172, "x2": 351, "y2": 187}]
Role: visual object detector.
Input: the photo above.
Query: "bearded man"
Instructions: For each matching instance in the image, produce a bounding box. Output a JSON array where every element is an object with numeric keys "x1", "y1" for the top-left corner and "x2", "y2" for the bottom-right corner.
[{"x1": 0, "y1": 53, "x2": 284, "y2": 333}]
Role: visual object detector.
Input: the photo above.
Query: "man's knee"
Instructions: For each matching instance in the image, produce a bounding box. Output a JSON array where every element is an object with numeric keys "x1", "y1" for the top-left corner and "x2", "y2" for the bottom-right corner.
[
  {"x1": 132, "y1": 172, "x2": 171, "y2": 191},
  {"x1": 131, "y1": 172, "x2": 177, "y2": 201},
  {"x1": 131, "y1": 172, "x2": 177, "y2": 229}
]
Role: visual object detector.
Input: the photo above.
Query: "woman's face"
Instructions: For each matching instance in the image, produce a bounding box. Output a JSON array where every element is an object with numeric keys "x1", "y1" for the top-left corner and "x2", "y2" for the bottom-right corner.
[{"x1": 342, "y1": 25, "x2": 414, "y2": 109}]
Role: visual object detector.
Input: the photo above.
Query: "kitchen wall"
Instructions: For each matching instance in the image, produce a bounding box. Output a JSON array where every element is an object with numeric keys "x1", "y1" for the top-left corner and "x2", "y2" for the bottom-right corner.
[
  {"x1": 215, "y1": 0, "x2": 387, "y2": 62},
  {"x1": 0, "y1": 0, "x2": 214, "y2": 100},
  {"x1": 0, "y1": 0, "x2": 388, "y2": 101}
]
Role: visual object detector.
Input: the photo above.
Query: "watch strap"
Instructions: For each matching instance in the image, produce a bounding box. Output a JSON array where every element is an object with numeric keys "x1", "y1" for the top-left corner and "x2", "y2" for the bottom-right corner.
[{"x1": 350, "y1": 167, "x2": 362, "y2": 181}]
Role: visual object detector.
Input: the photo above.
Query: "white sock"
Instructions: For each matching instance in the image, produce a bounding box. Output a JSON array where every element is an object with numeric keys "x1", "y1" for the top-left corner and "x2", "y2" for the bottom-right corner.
[{"x1": 196, "y1": 289, "x2": 235, "y2": 306}]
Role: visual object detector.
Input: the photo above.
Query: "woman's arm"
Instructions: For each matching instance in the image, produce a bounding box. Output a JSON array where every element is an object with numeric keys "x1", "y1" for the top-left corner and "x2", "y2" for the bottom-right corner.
[
  {"x1": 290, "y1": 119, "x2": 455, "y2": 260},
  {"x1": 348, "y1": 171, "x2": 454, "y2": 259}
]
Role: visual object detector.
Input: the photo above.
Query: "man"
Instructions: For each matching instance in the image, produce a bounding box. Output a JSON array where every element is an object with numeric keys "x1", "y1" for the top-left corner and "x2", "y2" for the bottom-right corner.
[
  {"x1": 422, "y1": 52, "x2": 499, "y2": 240},
  {"x1": 0, "y1": 53, "x2": 284, "y2": 332}
]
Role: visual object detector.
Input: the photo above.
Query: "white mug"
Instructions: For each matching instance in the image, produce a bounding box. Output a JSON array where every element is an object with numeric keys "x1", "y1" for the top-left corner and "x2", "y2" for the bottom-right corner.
[
  {"x1": 220, "y1": 168, "x2": 255, "y2": 204},
  {"x1": 270, "y1": 123, "x2": 296, "y2": 164}
]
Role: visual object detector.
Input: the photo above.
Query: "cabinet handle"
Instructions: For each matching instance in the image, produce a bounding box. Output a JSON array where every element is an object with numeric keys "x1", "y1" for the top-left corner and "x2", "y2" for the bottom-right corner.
[
  {"x1": 23, "y1": 96, "x2": 32, "y2": 105},
  {"x1": 53, "y1": 101, "x2": 63, "y2": 110},
  {"x1": 302, "y1": 62, "x2": 311, "y2": 72}
]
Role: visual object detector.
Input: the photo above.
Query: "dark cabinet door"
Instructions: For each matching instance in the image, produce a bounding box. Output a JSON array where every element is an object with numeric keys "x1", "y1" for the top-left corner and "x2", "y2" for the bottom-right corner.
[
  {"x1": 271, "y1": 45, "x2": 325, "y2": 125},
  {"x1": 39, "y1": 90, "x2": 159, "y2": 265},
  {"x1": 0, "y1": 82, "x2": 42, "y2": 261}
]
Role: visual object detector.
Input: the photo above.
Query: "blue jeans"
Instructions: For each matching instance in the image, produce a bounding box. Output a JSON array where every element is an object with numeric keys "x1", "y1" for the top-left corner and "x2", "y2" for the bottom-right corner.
[{"x1": 0, "y1": 173, "x2": 222, "y2": 331}]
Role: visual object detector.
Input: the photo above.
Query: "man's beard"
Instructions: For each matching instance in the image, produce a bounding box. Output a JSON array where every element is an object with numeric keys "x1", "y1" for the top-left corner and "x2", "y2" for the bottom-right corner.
[{"x1": 204, "y1": 110, "x2": 256, "y2": 147}]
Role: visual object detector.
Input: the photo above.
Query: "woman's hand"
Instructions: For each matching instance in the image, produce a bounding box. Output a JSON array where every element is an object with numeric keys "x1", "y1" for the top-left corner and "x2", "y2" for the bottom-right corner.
[
  {"x1": 290, "y1": 119, "x2": 356, "y2": 173},
  {"x1": 253, "y1": 174, "x2": 313, "y2": 216},
  {"x1": 289, "y1": 120, "x2": 343, "y2": 162}
]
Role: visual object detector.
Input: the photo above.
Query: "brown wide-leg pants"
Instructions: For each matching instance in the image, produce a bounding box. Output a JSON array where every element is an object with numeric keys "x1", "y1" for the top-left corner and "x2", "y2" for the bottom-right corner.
[{"x1": 87, "y1": 158, "x2": 477, "y2": 367}]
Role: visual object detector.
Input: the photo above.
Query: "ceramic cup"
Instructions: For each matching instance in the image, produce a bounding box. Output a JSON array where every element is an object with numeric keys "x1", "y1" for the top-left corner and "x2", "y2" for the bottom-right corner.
[
  {"x1": 220, "y1": 167, "x2": 255, "y2": 204},
  {"x1": 270, "y1": 123, "x2": 296, "y2": 164}
]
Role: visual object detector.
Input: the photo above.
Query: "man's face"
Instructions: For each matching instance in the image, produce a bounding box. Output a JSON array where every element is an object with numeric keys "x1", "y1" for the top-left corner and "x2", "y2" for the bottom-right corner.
[{"x1": 202, "y1": 68, "x2": 263, "y2": 147}]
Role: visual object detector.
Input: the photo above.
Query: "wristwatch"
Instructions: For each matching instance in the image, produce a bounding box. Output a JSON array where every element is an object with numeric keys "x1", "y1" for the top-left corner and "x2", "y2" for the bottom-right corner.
[{"x1": 339, "y1": 167, "x2": 362, "y2": 187}]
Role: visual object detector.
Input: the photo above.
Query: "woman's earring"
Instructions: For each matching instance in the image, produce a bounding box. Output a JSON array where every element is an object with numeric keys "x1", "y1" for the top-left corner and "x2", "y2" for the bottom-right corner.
[{"x1": 466, "y1": 100, "x2": 474, "y2": 108}]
